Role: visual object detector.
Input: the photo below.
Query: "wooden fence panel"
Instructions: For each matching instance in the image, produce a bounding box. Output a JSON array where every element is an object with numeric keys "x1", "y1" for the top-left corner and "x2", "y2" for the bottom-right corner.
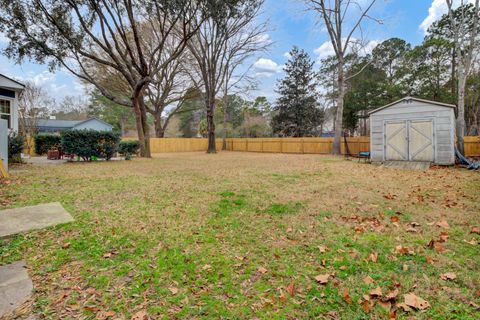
[{"x1": 464, "y1": 136, "x2": 480, "y2": 157}]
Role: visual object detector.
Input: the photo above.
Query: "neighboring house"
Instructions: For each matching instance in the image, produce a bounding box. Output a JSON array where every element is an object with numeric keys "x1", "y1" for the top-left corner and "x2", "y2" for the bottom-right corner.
[
  {"x1": 0, "y1": 73, "x2": 25, "y2": 132},
  {"x1": 35, "y1": 118, "x2": 113, "y2": 133}
]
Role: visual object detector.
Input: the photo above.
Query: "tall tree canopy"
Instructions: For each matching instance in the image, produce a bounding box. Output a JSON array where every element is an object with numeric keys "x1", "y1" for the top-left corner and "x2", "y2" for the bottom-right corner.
[
  {"x1": 272, "y1": 47, "x2": 323, "y2": 137},
  {"x1": 0, "y1": 0, "x2": 208, "y2": 157}
]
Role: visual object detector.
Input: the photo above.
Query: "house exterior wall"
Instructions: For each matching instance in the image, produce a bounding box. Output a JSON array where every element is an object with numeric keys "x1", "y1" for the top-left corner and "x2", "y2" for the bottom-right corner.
[
  {"x1": 73, "y1": 119, "x2": 113, "y2": 131},
  {"x1": 0, "y1": 90, "x2": 19, "y2": 132},
  {"x1": 0, "y1": 119, "x2": 8, "y2": 171},
  {"x1": 370, "y1": 100, "x2": 455, "y2": 165}
]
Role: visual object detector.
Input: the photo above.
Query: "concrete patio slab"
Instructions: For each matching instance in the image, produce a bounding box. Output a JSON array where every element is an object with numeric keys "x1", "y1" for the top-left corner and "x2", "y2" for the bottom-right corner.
[
  {"x1": 0, "y1": 202, "x2": 74, "y2": 238},
  {"x1": 0, "y1": 261, "x2": 33, "y2": 317}
]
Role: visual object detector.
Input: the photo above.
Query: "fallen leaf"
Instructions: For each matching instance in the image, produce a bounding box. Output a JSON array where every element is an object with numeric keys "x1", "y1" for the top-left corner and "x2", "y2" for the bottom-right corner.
[
  {"x1": 318, "y1": 245, "x2": 328, "y2": 253},
  {"x1": 62, "y1": 242, "x2": 71, "y2": 249},
  {"x1": 131, "y1": 310, "x2": 148, "y2": 320},
  {"x1": 395, "y1": 245, "x2": 414, "y2": 255},
  {"x1": 362, "y1": 299, "x2": 370, "y2": 313},
  {"x1": 471, "y1": 227, "x2": 480, "y2": 234},
  {"x1": 389, "y1": 310, "x2": 397, "y2": 320},
  {"x1": 436, "y1": 220, "x2": 450, "y2": 229},
  {"x1": 343, "y1": 288, "x2": 352, "y2": 304},
  {"x1": 363, "y1": 276, "x2": 374, "y2": 284},
  {"x1": 279, "y1": 290, "x2": 286, "y2": 304},
  {"x1": 463, "y1": 238, "x2": 478, "y2": 245},
  {"x1": 202, "y1": 264, "x2": 212, "y2": 271},
  {"x1": 390, "y1": 216, "x2": 400, "y2": 223},
  {"x1": 102, "y1": 252, "x2": 115, "y2": 259},
  {"x1": 168, "y1": 287, "x2": 179, "y2": 295},
  {"x1": 440, "y1": 272, "x2": 456, "y2": 281},
  {"x1": 439, "y1": 231, "x2": 449, "y2": 242},
  {"x1": 426, "y1": 256, "x2": 434, "y2": 264},
  {"x1": 383, "y1": 193, "x2": 396, "y2": 200},
  {"x1": 286, "y1": 282, "x2": 295, "y2": 297},
  {"x1": 367, "y1": 252, "x2": 378, "y2": 263},
  {"x1": 315, "y1": 274, "x2": 330, "y2": 284},
  {"x1": 404, "y1": 293, "x2": 430, "y2": 310},
  {"x1": 385, "y1": 289, "x2": 399, "y2": 300},
  {"x1": 370, "y1": 287, "x2": 383, "y2": 297},
  {"x1": 257, "y1": 266, "x2": 268, "y2": 274}
]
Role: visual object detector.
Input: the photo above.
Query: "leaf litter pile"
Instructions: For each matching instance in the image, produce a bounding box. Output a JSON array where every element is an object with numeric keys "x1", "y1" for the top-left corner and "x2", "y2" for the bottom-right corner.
[{"x1": 1, "y1": 152, "x2": 479, "y2": 319}]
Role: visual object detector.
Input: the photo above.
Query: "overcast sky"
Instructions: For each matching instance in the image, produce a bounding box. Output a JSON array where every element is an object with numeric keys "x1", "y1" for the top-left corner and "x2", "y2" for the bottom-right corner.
[{"x1": 0, "y1": 0, "x2": 473, "y2": 104}]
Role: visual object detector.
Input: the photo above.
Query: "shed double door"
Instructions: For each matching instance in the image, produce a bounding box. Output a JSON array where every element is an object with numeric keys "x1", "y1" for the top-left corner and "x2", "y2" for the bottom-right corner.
[{"x1": 384, "y1": 120, "x2": 434, "y2": 162}]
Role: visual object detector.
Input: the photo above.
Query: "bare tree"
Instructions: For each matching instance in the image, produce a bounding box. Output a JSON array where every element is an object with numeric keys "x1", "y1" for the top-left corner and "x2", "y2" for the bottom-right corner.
[
  {"x1": 220, "y1": 63, "x2": 258, "y2": 149},
  {"x1": 446, "y1": 0, "x2": 480, "y2": 154},
  {"x1": 0, "y1": 0, "x2": 205, "y2": 157},
  {"x1": 17, "y1": 82, "x2": 51, "y2": 155},
  {"x1": 187, "y1": 0, "x2": 269, "y2": 153},
  {"x1": 305, "y1": 0, "x2": 379, "y2": 154}
]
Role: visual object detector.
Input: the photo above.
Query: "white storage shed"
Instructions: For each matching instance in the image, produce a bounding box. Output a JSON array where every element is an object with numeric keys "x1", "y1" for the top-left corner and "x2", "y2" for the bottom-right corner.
[{"x1": 369, "y1": 97, "x2": 455, "y2": 165}]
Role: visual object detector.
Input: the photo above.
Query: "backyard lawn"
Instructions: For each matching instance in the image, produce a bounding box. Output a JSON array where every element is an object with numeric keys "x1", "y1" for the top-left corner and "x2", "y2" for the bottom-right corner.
[{"x1": 1, "y1": 152, "x2": 479, "y2": 319}]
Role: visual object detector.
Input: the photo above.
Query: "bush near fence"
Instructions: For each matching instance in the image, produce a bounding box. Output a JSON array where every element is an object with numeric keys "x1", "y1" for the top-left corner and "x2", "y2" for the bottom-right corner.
[
  {"x1": 61, "y1": 130, "x2": 121, "y2": 161},
  {"x1": 34, "y1": 134, "x2": 62, "y2": 155}
]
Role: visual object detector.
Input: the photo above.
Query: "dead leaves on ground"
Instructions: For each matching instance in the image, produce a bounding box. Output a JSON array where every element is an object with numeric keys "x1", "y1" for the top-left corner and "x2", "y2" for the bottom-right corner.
[
  {"x1": 314, "y1": 273, "x2": 332, "y2": 284},
  {"x1": 403, "y1": 293, "x2": 431, "y2": 310},
  {"x1": 440, "y1": 272, "x2": 457, "y2": 281}
]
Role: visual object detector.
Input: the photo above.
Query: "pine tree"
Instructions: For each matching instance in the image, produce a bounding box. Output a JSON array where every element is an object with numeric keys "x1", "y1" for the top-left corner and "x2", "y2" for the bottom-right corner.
[{"x1": 272, "y1": 47, "x2": 323, "y2": 137}]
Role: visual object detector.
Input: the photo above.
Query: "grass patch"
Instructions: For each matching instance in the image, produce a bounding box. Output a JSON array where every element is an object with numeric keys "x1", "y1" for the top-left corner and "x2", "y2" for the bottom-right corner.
[{"x1": 1, "y1": 152, "x2": 479, "y2": 319}]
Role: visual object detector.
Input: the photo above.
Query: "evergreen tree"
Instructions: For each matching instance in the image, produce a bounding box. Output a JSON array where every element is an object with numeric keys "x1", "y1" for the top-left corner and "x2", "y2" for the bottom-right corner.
[{"x1": 272, "y1": 47, "x2": 323, "y2": 137}]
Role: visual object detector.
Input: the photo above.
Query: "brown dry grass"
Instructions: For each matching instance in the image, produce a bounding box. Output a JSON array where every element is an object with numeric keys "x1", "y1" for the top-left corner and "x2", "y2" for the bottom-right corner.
[{"x1": 1, "y1": 152, "x2": 479, "y2": 319}]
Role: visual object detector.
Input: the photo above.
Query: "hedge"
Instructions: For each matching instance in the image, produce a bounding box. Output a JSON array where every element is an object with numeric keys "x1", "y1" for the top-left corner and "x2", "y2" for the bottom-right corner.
[
  {"x1": 8, "y1": 132, "x2": 24, "y2": 163},
  {"x1": 118, "y1": 140, "x2": 140, "y2": 160},
  {"x1": 34, "y1": 134, "x2": 62, "y2": 155},
  {"x1": 61, "y1": 130, "x2": 121, "y2": 161}
]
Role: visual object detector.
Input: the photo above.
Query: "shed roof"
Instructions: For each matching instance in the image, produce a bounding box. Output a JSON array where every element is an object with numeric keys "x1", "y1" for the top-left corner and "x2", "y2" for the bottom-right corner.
[{"x1": 369, "y1": 97, "x2": 456, "y2": 115}]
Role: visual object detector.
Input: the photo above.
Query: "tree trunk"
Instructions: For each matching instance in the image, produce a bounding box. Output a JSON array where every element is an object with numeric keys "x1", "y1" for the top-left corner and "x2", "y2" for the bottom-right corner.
[
  {"x1": 154, "y1": 113, "x2": 165, "y2": 138},
  {"x1": 332, "y1": 63, "x2": 345, "y2": 155},
  {"x1": 206, "y1": 93, "x2": 216, "y2": 153},
  {"x1": 456, "y1": 67, "x2": 466, "y2": 155},
  {"x1": 132, "y1": 88, "x2": 151, "y2": 158},
  {"x1": 222, "y1": 96, "x2": 228, "y2": 150}
]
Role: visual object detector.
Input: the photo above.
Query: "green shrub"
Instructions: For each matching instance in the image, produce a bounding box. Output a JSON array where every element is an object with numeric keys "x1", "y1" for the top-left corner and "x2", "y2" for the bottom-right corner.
[
  {"x1": 34, "y1": 134, "x2": 62, "y2": 155},
  {"x1": 118, "y1": 140, "x2": 140, "y2": 160},
  {"x1": 61, "y1": 130, "x2": 120, "y2": 161},
  {"x1": 8, "y1": 132, "x2": 24, "y2": 163}
]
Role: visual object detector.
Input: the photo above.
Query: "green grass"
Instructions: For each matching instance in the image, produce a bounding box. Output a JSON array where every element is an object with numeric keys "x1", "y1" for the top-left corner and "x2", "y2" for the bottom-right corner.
[{"x1": 1, "y1": 152, "x2": 479, "y2": 319}]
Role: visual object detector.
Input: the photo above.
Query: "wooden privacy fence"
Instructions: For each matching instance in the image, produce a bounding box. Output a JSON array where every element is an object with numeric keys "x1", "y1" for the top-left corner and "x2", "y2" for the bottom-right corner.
[
  {"x1": 149, "y1": 137, "x2": 370, "y2": 155},
  {"x1": 224, "y1": 137, "x2": 370, "y2": 155},
  {"x1": 150, "y1": 138, "x2": 223, "y2": 153},
  {"x1": 150, "y1": 136, "x2": 480, "y2": 157}
]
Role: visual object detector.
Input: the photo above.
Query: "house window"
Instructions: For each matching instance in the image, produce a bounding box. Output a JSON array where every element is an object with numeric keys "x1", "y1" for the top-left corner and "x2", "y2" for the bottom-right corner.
[{"x1": 0, "y1": 99, "x2": 11, "y2": 129}]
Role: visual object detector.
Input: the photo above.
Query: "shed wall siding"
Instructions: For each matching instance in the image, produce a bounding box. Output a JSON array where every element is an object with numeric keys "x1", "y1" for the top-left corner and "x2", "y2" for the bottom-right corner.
[{"x1": 369, "y1": 100, "x2": 455, "y2": 165}]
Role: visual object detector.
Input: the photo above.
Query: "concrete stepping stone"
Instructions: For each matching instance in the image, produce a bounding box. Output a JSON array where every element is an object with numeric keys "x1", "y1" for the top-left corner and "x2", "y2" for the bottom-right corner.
[
  {"x1": 0, "y1": 261, "x2": 33, "y2": 317},
  {"x1": 0, "y1": 202, "x2": 74, "y2": 238}
]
